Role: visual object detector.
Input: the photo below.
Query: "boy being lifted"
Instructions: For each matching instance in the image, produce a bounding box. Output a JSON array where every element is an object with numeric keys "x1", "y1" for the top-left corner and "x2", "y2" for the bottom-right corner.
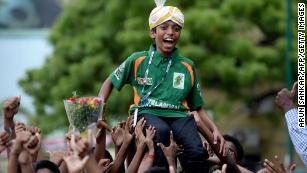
[{"x1": 99, "y1": 0, "x2": 225, "y2": 172}]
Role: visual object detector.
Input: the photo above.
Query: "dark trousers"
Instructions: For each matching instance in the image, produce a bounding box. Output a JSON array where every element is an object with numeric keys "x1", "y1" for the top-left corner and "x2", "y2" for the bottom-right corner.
[{"x1": 139, "y1": 113, "x2": 209, "y2": 173}]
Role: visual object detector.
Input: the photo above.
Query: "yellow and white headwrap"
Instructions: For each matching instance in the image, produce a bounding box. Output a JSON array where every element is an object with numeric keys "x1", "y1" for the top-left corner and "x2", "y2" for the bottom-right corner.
[{"x1": 149, "y1": 0, "x2": 184, "y2": 30}]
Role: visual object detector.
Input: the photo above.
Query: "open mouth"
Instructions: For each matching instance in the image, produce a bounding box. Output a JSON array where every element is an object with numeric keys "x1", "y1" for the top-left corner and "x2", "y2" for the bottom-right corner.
[{"x1": 163, "y1": 38, "x2": 174, "y2": 47}]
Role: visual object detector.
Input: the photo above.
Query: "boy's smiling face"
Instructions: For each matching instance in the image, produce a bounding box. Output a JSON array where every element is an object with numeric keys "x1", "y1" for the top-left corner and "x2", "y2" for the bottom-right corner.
[{"x1": 150, "y1": 20, "x2": 181, "y2": 57}]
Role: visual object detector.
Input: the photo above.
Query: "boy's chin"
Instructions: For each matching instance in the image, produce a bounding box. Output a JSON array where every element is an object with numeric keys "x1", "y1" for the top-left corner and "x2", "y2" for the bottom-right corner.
[{"x1": 161, "y1": 49, "x2": 174, "y2": 56}]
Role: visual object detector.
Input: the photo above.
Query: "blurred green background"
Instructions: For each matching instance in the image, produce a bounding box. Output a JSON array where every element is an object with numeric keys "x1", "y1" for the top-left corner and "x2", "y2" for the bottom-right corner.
[{"x1": 0, "y1": 0, "x2": 304, "y2": 171}]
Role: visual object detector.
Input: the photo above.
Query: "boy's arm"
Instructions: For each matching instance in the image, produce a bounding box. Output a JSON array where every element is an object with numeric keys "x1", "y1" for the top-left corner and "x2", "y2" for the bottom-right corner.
[
  {"x1": 192, "y1": 112, "x2": 241, "y2": 173},
  {"x1": 99, "y1": 78, "x2": 114, "y2": 103},
  {"x1": 196, "y1": 108, "x2": 225, "y2": 153}
]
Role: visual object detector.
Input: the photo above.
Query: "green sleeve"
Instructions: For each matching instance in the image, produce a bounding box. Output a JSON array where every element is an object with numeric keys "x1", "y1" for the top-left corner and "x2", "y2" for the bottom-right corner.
[
  {"x1": 109, "y1": 56, "x2": 134, "y2": 91},
  {"x1": 187, "y1": 63, "x2": 204, "y2": 110}
]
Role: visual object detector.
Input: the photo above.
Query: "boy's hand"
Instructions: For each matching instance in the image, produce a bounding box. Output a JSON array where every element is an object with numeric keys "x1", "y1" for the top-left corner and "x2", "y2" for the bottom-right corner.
[
  {"x1": 212, "y1": 129, "x2": 226, "y2": 156},
  {"x1": 3, "y1": 96, "x2": 20, "y2": 120}
]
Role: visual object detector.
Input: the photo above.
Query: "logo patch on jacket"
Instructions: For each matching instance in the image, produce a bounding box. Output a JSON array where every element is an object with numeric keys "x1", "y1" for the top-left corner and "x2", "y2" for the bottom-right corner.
[
  {"x1": 137, "y1": 77, "x2": 153, "y2": 85},
  {"x1": 173, "y1": 72, "x2": 184, "y2": 89},
  {"x1": 114, "y1": 61, "x2": 126, "y2": 80}
]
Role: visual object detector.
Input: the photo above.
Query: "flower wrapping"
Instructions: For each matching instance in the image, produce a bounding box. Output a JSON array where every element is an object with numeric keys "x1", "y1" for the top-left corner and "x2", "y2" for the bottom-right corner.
[{"x1": 64, "y1": 96, "x2": 104, "y2": 132}]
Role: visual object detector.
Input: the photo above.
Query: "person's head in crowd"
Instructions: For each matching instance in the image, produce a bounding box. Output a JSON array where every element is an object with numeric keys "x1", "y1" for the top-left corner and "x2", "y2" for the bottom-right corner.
[
  {"x1": 223, "y1": 134, "x2": 244, "y2": 163},
  {"x1": 33, "y1": 160, "x2": 60, "y2": 173}
]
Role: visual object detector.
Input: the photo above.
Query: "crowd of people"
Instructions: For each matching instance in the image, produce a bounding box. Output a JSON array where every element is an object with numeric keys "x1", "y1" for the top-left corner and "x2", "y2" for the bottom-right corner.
[
  {"x1": 0, "y1": 89, "x2": 301, "y2": 173},
  {"x1": 1, "y1": 0, "x2": 304, "y2": 172},
  {"x1": 0, "y1": 80, "x2": 303, "y2": 173}
]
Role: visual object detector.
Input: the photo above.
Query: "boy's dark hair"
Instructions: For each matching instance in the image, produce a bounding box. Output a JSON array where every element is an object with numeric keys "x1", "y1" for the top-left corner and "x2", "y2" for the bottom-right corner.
[
  {"x1": 144, "y1": 166, "x2": 168, "y2": 173},
  {"x1": 223, "y1": 134, "x2": 244, "y2": 162},
  {"x1": 33, "y1": 160, "x2": 60, "y2": 173}
]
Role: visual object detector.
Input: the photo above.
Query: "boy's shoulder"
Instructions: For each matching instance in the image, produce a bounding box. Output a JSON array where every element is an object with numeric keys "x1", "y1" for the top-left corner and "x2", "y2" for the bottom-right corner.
[
  {"x1": 128, "y1": 50, "x2": 148, "y2": 60},
  {"x1": 177, "y1": 54, "x2": 195, "y2": 67}
]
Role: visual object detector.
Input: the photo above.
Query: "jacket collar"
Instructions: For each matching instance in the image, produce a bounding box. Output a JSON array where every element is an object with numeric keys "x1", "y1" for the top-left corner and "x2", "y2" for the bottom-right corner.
[{"x1": 148, "y1": 44, "x2": 179, "y2": 66}]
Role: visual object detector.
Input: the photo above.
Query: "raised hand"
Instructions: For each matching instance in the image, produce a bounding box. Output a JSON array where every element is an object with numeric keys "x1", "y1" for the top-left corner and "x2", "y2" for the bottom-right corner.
[
  {"x1": 123, "y1": 116, "x2": 134, "y2": 145},
  {"x1": 290, "y1": 82, "x2": 298, "y2": 101},
  {"x1": 24, "y1": 133, "x2": 41, "y2": 157},
  {"x1": 0, "y1": 131, "x2": 11, "y2": 153},
  {"x1": 135, "y1": 117, "x2": 146, "y2": 146},
  {"x1": 63, "y1": 153, "x2": 89, "y2": 173},
  {"x1": 26, "y1": 125, "x2": 41, "y2": 135},
  {"x1": 97, "y1": 120, "x2": 112, "y2": 132},
  {"x1": 14, "y1": 122, "x2": 26, "y2": 134},
  {"x1": 98, "y1": 159, "x2": 114, "y2": 173},
  {"x1": 263, "y1": 156, "x2": 296, "y2": 173},
  {"x1": 145, "y1": 125, "x2": 156, "y2": 153},
  {"x1": 63, "y1": 134, "x2": 90, "y2": 173},
  {"x1": 78, "y1": 130, "x2": 95, "y2": 158},
  {"x1": 3, "y1": 96, "x2": 20, "y2": 120},
  {"x1": 48, "y1": 151, "x2": 65, "y2": 166},
  {"x1": 11, "y1": 130, "x2": 31, "y2": 156},
  {"x1": 275, "y1": 82, "x2": 297, "y2": 113},
  {"x1": 203, "y1": 140, "x2": 214, "y2": 157},
  {"x1": 158, "y1": 131, "x2": 183, "y2": 168},
  {"x1": 111, "y1": 121, "x2": 125, "y2": 147}
]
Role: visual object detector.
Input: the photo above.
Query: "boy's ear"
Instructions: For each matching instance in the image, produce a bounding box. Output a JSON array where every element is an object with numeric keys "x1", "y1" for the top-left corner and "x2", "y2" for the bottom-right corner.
[{"x1": 150, "y1": 29, "x2": 156, "y2": 39}]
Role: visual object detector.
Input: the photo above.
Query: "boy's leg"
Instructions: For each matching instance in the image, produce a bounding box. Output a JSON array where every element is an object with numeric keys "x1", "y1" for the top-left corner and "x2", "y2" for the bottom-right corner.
[
  {"x1": 171, "y1": 116, "x2": 209, "y2": 173},
  {"x1": 139, "y1": 113, "x2": 171, "y2": 168}
]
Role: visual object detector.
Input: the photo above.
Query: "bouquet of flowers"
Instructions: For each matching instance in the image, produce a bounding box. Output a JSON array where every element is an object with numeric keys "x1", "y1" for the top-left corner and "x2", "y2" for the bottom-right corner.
[{"x1": 64, "y1": 93, "x2": 104, "y2": 132}]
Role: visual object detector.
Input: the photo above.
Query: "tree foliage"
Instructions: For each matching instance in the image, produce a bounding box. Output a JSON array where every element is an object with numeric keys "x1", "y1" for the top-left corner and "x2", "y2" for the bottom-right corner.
[{"x1": 19, "y1": 0, "x2": 297, "y2": 134}]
